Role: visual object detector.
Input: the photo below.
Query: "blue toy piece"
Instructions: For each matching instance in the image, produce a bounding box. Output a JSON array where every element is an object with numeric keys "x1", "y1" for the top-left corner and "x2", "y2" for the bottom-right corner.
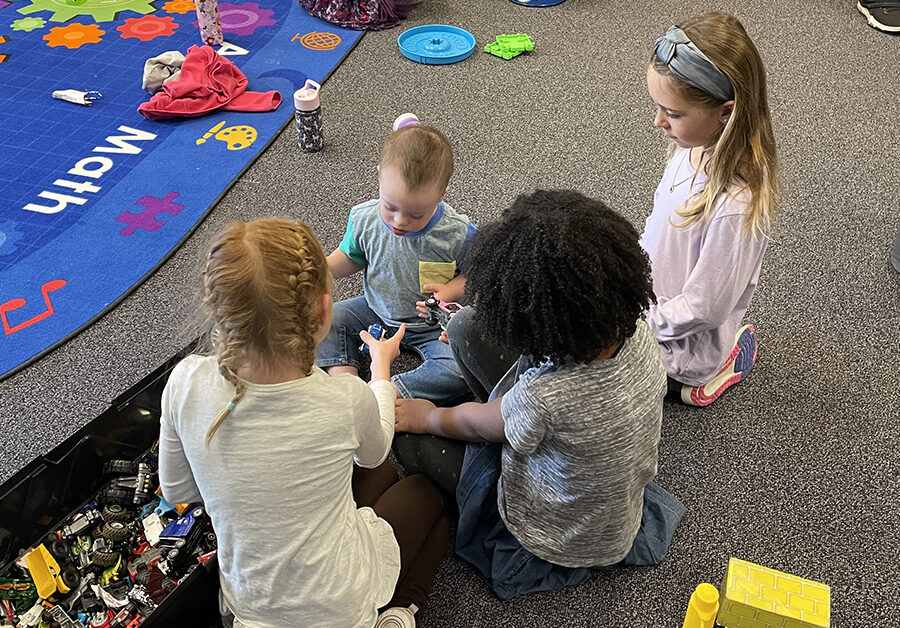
[
  {"x1": 510, "y1": 0, "x2": 566, "y2": 6},
  {"x1": 360, "y1": 323, "x2": 387, "y2": 355},
  {"x1": 398, "y1": 25, "x2": 476, "y2": 65}
]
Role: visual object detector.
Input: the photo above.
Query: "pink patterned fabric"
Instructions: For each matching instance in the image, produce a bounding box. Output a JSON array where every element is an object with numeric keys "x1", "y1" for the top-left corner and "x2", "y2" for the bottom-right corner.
[{"x1": 297, "y1": 0, "x2": 414, "y2": 30}]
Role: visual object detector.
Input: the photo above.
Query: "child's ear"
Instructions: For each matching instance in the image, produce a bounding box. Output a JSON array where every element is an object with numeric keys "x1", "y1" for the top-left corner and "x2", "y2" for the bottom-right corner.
[
  {"x1": 318, "y1": 293, "x2": 332, "y2": 326},
  {"x1": 721, "y1": 100, "x2": 735, "y2": 122},
  {"x1": 440, "y1": 185, "x2": 449, "y2": 202}
]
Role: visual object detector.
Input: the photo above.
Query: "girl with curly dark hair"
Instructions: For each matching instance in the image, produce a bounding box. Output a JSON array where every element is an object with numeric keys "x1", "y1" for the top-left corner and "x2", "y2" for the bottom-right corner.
[{"x1": 393, "y1": 189, "x2": 685, "y2": 599}]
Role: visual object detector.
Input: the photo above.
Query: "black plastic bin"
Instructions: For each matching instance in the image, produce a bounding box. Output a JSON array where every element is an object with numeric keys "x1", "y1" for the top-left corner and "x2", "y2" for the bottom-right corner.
[{"x1": 0, "y1": 343, "x2": 220, "y2": 626}]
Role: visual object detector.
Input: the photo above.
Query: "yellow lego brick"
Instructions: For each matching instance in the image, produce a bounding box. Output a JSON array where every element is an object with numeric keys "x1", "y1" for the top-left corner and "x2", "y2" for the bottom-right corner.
[
  {"x1": 747, "y1": 596, "x2": 774, "y2": 613},
  {"x1": 776, "y1": 604, "x2": 802, "y2": 620},
  {"x1": 788, "y1": 594, "x2": 815, "y2": 613},
  {"x1": 717, "y1": 611, "x2": 741, "y2": 627},
  {"x1": 739, "y1": 618, "x2": 770, "y2": 628},
  {"x1": 749, "y1": 565, "x2": 777, "y2": 588},
  {"x1": 804, "y1": 583, "x2": 830, "y2": 603},
  {"x1": 776, "y1": 576, "x2": 803, "y2": 595},
  {"x1": 762, "y1": 586, "x2": 789, "y2": 606},
  {"x1": 732, "y1": 561, "x2": 751, "y2": 580},
  {"x1": 731, "y1": 603, "x2": 760, "y2": 619},
  {"x1": 735, "y1": 578, "x2": 761, "y2": 598},
  {"x1": 720, "y1": 559, "x2": 830, "y2": 628},
  {"x1": 815, "y1": 602, "x2": 831, "y2": 624}
]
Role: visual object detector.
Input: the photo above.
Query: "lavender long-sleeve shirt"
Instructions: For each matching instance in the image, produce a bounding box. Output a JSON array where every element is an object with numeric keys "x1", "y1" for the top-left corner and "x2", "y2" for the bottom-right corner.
[{"x1": 640, "y1": 149, "x2": 768, "y2": 386}]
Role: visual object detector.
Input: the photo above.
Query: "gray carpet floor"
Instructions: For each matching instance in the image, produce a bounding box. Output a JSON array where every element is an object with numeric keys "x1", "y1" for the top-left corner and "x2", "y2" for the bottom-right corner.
[{"x1": 2, "y1": 0, "x2": 899, "y2": 625}]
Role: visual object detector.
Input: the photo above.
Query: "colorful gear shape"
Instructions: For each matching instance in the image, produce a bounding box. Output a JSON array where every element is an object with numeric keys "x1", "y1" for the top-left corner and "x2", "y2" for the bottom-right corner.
[
  {"x1": 299, "y1": 31, "x2": 340, "y2": 51},
  {"x1": 117, "y1": 14, "x2": 177, "y2": 41},
  {"x1": 17, "y1": 0, "x2": 156, "y2": 23},
  {"x1": 11, "y1": 16, "x2": 46, "y2": 31},
  {"x1": 0, "y1": 221, "x2": 24, "y2": 257},
  {"x1": 162, "y1": 0, "x2": 194, "y2": 14},
  {"x1": 193, "y1": 2, "x2": 275, "y2": 37},
  {"x1": 43, "y1": 22, "x2": 103, "y2": 48}
]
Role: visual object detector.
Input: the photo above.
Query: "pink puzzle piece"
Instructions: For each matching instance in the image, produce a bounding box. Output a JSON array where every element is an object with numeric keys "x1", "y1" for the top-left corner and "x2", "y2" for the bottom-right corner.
[{"x1": 116, "y1": 192, "x2": 185, "y2": 236}]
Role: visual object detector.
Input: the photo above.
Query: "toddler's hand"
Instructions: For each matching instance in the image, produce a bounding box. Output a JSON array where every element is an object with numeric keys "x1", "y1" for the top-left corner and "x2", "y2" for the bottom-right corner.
[
  {"x1": 415, "y1": 299, "x2": 429, "y2": 318},
  {"x1": 395, "y1": 398, "x2": 437, "y2": 434},
  {"x1": 422, "y1": 282, "x2": 449, "y2": 303}
]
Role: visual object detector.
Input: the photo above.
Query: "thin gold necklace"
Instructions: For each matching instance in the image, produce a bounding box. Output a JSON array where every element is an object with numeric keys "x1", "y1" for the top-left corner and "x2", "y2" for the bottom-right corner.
[{"x1": 669, "y1": 150, "x2": 697, "y2": 192}]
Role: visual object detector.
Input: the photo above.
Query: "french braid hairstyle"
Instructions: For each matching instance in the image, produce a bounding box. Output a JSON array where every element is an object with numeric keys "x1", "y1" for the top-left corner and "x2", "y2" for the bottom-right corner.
[
  {"x1": 201, "y1": 218, "x2": 329, "y2": 445},
  {"x1": 462, "y1": 190, "x2": 655, "y2": 364},
  {"x1": 651, "y1": 11, "x2": 779, "y2": 237}
]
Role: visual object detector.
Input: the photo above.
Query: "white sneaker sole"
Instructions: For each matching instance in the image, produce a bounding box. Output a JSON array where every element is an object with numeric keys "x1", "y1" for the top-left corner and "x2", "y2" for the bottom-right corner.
[{"x1": 858, "y1": 2, "x2": 900, "y2": 32}]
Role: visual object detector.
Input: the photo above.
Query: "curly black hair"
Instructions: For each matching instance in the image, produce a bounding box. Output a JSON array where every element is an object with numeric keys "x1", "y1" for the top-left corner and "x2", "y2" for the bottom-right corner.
[{"x1": 463, "y1": 189, "x2": 655, "y2": 363}]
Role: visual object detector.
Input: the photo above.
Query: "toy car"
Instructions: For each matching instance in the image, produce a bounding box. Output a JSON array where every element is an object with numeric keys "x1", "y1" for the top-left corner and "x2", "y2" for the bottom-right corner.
[
  {"x1": 424, "y1": 297, "x2": 462, "y2": 329},
  {"x1": 359, "y1": 323, "x2": 388, "y2": 355},
  {"x1": 60, "y1": 508, "x2": 102, "y2": 540},
  {"x1": 97, "y1": 464, "x2": 154, "y2": 507},
  {"x1": 157, "y1": 506, "x2": 216, "y2": 577}
]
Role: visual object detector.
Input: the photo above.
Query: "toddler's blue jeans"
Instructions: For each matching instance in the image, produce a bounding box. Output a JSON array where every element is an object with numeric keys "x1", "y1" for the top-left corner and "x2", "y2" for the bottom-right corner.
[{"x1": 315, "y1": 296, "x2": 471, "y2": 405}]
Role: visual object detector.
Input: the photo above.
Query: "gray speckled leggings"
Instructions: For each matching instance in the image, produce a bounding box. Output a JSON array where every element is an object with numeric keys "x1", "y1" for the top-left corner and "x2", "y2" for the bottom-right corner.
[{"x1": 391, "y1": 306, "x2": 518, "y2": 500}]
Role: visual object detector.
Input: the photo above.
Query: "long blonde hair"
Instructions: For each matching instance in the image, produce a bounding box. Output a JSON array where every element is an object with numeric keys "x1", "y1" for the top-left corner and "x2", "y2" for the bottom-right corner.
[
  {"x1": 651, "y1": 11, "x2": 779, "y2": 236},
  {"x1": 201, "y1": 218, "x2": 329, "y2": 445}
]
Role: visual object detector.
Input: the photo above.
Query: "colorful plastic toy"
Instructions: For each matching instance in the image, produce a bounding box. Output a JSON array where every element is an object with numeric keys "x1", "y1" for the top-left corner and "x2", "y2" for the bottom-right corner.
[
  {"x1": 424, "y1": 297, "x2": 461, "y2": 330},
  {"x1": 23, "y1": 544, "x2": 78, "y2": 600},
  {"x1": 484, "y1": 33, "x2": 534, "y2": 60},
  {"x1": 716, "y1": 558, "x2": 830, "y2": 628},
  {"x1": 510, "y1": 0, "x2": 566, "y2": 6},
  {"x1": 360, "y1": 323, "x2": 387, "y2": 355},
  {"x1": 683, "y1": 582, "x2": 719, "y2": 628},
  {"x1": 398, "y1": 25, "x2": 476, "y2": 64}
]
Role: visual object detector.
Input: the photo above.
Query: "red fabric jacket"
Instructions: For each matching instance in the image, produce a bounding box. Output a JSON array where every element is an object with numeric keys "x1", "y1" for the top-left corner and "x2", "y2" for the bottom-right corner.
[{"x1": 138, "y1": 45, "x2": 281, "y2": 120}]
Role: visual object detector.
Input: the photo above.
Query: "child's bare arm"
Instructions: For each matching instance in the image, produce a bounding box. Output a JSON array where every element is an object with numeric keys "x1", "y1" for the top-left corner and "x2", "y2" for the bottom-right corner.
[
  {"x1": 327, "y1": 248, "x2": 365, "y2": 279},
  {"x1": 395, "y1": 397, "x2": 506, "y2": 443}
]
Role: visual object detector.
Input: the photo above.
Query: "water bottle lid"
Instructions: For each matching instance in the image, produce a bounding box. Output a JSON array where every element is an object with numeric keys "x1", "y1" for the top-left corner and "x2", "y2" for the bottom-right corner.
[{"x1": 293, "y1": 79, "x2": 321, "y2": 111}]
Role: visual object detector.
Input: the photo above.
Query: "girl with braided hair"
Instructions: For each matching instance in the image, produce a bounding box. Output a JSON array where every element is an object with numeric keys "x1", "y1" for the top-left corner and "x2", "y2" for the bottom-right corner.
[{"x1": 159, "y1": 218, "x2": 448, "y2": 628}]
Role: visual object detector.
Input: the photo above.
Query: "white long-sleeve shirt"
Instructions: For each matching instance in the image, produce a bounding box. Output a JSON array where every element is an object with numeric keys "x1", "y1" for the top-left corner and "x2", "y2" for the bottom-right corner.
[
  {"x1": 640, "y1": 149, "x2": 768, "y2": 386},
  {"x1": 159, "y1": 356, "x2": 399, "y2": 628}
]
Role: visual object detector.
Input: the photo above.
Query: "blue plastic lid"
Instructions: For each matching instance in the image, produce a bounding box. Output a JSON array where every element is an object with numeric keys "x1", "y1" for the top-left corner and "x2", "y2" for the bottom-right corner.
[
  {"x1": 510, "y1": 0, "x2": 566, "y2": 6},
  {"x1": 398, "y1": 25, "x2": 476, "y2": 65}
]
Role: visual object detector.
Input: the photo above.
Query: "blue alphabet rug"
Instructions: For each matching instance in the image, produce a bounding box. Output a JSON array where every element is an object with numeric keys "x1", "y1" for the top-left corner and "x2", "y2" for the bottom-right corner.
[{"x1": 0, "y1": 0, "x2": 362, "y2": 380}]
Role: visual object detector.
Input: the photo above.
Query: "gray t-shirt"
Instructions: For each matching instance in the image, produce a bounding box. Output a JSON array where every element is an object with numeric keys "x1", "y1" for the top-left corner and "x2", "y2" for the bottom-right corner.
[
  {"x1": 498, "y1": 320, "x2": 666, "y2": 567},
  {"x1": 338, "y1": 199, "x2": 476, "y2": 329}
]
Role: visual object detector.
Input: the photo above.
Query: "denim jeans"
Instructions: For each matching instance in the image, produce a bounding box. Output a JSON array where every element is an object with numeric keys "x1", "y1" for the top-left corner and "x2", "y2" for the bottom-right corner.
[
  {"x1": 315, "y1": 296, "x2": 471, "y2": 404},
  {"x1": 455, "y1": 442, "x2": 686, "y2": 600}
]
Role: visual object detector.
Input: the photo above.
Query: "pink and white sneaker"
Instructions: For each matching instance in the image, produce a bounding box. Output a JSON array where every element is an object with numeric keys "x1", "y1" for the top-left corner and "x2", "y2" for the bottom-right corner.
[{"x1": 681, "y1": 324, "x2": 758, "y2": 406}]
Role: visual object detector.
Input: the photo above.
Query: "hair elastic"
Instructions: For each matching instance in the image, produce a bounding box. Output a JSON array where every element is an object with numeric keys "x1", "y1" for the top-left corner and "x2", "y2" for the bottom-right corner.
[
  {"x1": 225, "y1": 401, "x2": 235, "y2": 412},
  {"x1": 654, "y1": 26, "x2": 735, "y2": 102}
]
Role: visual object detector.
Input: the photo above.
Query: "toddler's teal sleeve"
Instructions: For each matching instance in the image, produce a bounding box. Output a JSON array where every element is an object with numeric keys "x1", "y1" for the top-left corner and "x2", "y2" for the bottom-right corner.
[{"x1": 338, "y1": 213, "x2": 366, "y2": 265}]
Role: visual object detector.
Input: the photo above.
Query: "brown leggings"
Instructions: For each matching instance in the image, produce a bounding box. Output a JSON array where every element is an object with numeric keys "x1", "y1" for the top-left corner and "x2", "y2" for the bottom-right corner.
[{"x1": 352, "y1": 462, "x2": 450, "y2": 611}]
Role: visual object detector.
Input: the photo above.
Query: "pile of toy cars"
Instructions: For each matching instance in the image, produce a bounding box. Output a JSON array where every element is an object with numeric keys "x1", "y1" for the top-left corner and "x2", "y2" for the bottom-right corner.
[{"x1": 0, "y1": 452, "x2": 217, "y2": 628}]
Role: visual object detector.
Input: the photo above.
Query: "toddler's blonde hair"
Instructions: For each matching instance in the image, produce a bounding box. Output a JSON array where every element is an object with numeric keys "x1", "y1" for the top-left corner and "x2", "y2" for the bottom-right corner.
[
  {"x1": 201, "y1": 218, "x2": 329, "y2": 445},
  {"x1": 651, "y1": 11, "x2": 779, "y2": 236},
  {"x1": 380, "y1": 124, "x2": 454, "y2": 191}
]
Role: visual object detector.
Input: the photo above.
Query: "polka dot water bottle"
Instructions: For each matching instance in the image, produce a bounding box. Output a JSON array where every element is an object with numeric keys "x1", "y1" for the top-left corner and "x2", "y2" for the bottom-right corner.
[{"x1": 294, "y1": 80, "x2": 323, "y2": 153}]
